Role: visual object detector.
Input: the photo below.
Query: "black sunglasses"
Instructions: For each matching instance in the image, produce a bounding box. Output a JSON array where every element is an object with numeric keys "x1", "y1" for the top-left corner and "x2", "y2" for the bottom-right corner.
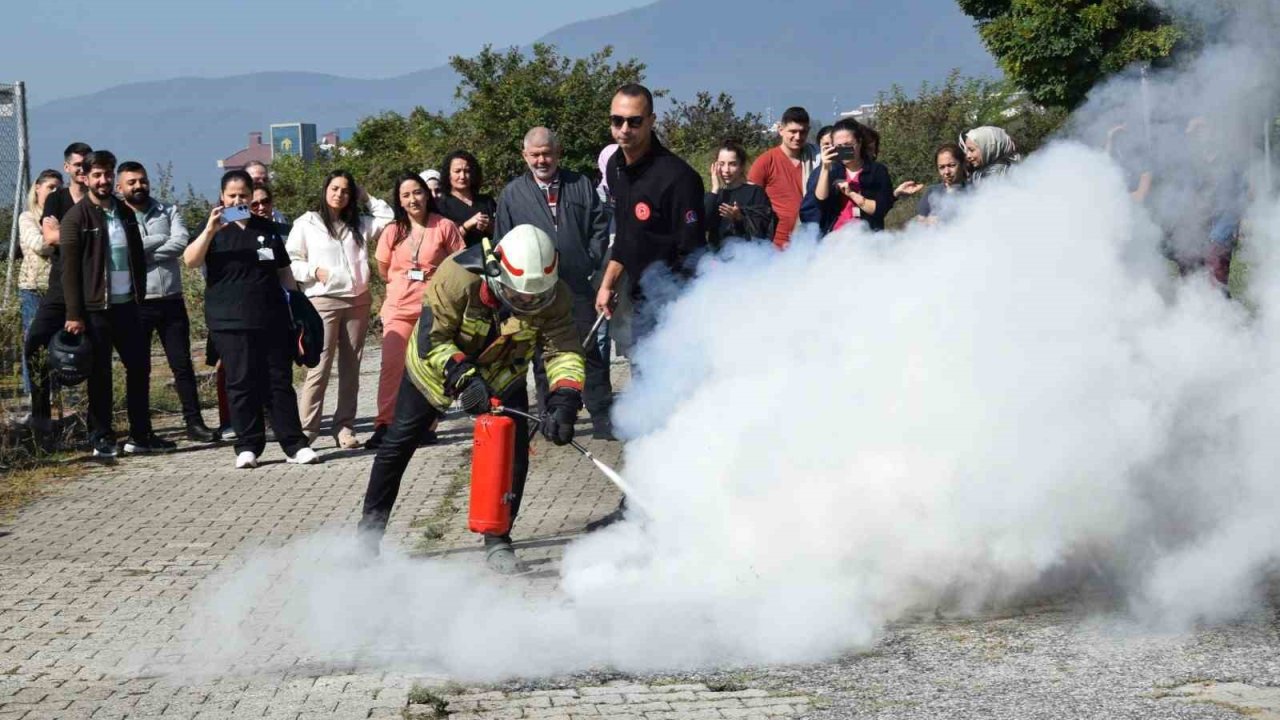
[{"x1": 610, "y1": 114, "x2": 646, "y2": 129}]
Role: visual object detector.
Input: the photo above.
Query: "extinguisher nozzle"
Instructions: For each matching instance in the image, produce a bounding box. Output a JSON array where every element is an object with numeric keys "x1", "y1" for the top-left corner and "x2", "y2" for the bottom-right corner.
[{"x1": 492, "y1": 405, "x2": 654, "y2": 518}]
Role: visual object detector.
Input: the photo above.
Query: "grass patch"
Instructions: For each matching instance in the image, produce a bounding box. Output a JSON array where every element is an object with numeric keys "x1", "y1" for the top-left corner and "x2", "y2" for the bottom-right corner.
[
  {"x1": 705, "y1": 679, "x2": 748, "y2": 693},
  {"x1": 0, "y1": 453, "x2": 77, "y2": 519},
  {"x1": 405, "y1": 684, "x2": 451, "y2": 719}
]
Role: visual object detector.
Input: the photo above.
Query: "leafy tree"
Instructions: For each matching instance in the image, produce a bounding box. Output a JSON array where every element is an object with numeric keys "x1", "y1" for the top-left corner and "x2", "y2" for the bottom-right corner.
[
  {"x1": 335, "y1": 44, "x2": 649, "y2": 199},
  {"x1": 342, "y1": 108, "x2": 452, "y2": 197},
  {"x1": 658, "y1": 91, "x2": 769, "y2": 160},
  {"x1": 873, "y1": 72, "x2": 1066, "y2": 187},
  {"x1": 153, "y1": 162, "x2": 178, "y2": 204},
  {"x1": 957, "y1": 0, "x2": 1189, "y2": 108},
  {"x1": 264, "y1": 153, "x2": 338, "y2": 221},
  {"x1": 178, "y1": 182, "x2": 214, "y2": 234},
  {"x1": 439, "y1": 44, "x2": 650, "y2": 192},
  {"x1": 657, "y1": 91, "x2": 770, "y2": 186}
]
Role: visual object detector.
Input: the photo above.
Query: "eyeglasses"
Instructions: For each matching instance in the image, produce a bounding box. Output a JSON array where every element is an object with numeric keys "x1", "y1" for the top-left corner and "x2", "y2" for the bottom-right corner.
[{"x1": 610, "y1": 114, "x2": 646, "y2": 129}]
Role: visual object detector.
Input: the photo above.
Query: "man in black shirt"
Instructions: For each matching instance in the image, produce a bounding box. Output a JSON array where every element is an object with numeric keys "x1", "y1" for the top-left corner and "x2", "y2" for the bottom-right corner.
[
  {"x1": 24, "y1": 141, "x2": 91, "y2": 443},
  {"x1": 594, "y1": 84, "x2": 705, "y2": 342},
  {"x1": 589, "y1": 84, "x2": 705, "y2": 529}
]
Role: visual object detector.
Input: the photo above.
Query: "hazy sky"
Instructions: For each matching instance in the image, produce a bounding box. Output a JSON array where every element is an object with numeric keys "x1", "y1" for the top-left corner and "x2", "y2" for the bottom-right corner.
[{"x1": 3, "y1": 0, "x2": 654, "y2": 105}]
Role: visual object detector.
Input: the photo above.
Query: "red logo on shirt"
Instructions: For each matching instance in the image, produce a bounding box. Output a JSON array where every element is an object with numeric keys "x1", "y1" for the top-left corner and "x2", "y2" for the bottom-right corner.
[{"x1": 634, "y1": 202, "x2": 651, "y2": 221}]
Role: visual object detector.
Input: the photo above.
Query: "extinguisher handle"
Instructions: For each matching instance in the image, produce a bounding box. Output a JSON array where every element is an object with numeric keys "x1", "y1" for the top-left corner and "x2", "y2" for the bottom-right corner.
[{"x1": 488, "y1": 397, "x2": 502, "y2": 413}]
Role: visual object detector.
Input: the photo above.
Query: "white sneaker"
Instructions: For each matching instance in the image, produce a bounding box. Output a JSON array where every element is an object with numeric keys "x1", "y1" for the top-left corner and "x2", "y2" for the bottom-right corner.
[
  {"x1": 235, "y1": 451, "x2": 258, "y2": 469},
  {"x1": 287, "y1": 447, "x2": 319, "y2": 465}
]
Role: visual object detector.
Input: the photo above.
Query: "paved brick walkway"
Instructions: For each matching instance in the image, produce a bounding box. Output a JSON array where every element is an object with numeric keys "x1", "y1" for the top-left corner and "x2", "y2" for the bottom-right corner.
[
  {"x1": 0, "y1": 348, "x2": 817, "y2": 720},
  {"x1": 3, "y1": 347, "x2": 1280, "y2": 719}
]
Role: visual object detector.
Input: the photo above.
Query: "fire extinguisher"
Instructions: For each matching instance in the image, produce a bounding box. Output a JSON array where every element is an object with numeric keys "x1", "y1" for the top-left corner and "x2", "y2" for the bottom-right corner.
[{"x1": 468, "y1": 401, "x2": 516, "y2": 535}]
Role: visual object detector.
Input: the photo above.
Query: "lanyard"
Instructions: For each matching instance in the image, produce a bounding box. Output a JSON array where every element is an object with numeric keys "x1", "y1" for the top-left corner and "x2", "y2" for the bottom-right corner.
[{"x1": 409, "y1": 226, "x2": 425, "y2": 268}]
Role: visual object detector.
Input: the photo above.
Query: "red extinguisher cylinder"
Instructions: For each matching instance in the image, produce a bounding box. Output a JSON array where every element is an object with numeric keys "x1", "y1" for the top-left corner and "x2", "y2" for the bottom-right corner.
[{"x1": 469, "y1": 413, "x2": 516, "y2": 535}]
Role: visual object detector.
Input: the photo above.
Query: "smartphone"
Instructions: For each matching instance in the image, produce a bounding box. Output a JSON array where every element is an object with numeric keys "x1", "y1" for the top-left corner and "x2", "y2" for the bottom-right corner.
[
  {"x1": 835, "y1": 145, "x2": 857, "y2": 163},
  {"x1": 222, "y1": 204, "x2": 251, "y2": 222}
]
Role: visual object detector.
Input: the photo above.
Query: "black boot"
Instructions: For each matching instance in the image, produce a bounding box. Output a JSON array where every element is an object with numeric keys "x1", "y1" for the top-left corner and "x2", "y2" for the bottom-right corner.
[
  {"x1": 186, "y1": 419, "x2": 218, "y2": 442},
  {"x1": 356, "y1": 515, "x2": 386, "y2": 559},
  {"x1": 484, "y1": 534, "x2": 524, "y2": 575},
  {"x1": 592, "y1": 416, "x2": 617, "y2": 441}
]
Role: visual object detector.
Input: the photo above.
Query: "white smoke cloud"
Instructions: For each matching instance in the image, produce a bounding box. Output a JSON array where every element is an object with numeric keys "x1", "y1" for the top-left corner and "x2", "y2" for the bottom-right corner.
[{"x1": 170, "y1": 1, "x2": 1280, "y2": 681}]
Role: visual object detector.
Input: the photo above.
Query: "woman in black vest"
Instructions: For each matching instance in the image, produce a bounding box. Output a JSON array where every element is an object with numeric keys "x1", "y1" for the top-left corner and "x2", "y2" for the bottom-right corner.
[{"x1": 183, "y1": 170, "x2": 315, "y2": 469}]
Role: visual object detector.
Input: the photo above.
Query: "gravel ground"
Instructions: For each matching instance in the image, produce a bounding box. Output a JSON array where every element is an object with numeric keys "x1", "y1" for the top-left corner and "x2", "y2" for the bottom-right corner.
[{"x1": 448, "y1": 600, "x2": 1280, "y2": 720}]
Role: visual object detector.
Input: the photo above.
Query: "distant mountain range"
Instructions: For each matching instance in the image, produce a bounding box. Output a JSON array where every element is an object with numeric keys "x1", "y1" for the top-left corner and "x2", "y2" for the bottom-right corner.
[{"x1": 27, "y1": 0, "x2": 996, "y2": 194}]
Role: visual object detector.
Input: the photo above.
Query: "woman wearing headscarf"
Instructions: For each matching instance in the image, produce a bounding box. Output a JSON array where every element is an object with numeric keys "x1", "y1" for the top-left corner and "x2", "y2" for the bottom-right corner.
[{"x1": 963, "y1": 126, "x2": 1021, "y2": 187}]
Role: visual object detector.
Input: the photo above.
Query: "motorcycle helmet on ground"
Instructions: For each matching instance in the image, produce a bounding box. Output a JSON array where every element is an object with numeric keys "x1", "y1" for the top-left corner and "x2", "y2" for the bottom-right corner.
[
  {"x1": 484, "y1": 224, "x2": 559, "y2": 315},
  {"x1": 48, "y1": 330, "x2": 93, "y2": 386}
]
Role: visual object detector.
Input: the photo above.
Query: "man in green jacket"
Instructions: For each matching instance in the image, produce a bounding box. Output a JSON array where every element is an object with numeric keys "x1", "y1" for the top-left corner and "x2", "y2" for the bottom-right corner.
[{"x1": 359, "y1": 225, "x2": 585, "y2": 574}]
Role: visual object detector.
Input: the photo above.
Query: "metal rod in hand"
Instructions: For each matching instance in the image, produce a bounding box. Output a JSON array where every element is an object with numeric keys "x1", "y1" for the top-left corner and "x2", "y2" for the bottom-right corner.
[
  {"x1": 495, "y1": 405, "x2": 652, "y2": 516},
  {"x1": 583, "y1": 309, "x2": 608, "y2": 349}
]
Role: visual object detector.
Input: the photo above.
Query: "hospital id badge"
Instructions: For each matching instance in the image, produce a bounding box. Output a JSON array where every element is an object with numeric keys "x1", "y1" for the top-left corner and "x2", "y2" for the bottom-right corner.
[
  {"x1": 257, "y1": 247, "x2": 275, "y2": 261},
  {"x1": 407, "y1": 268, "x2": 426, "y2": 282}
]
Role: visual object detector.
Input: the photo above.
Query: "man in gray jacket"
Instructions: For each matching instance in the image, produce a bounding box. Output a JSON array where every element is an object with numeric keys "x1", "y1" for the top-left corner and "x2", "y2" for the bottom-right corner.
[
  {"x1": 117, "y1": 161, "x2": 217, "y2": 441},
  {"x1": 495, "y1": 127, "x2": 615, "y2": 439}
]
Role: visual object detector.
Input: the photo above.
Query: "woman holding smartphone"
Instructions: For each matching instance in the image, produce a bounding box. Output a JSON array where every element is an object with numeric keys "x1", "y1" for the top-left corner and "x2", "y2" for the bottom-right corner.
[
  {"x1": 287, "y1": 170, "x2": 393, "y2": 449},
  {"x1": 812, "y1": 117, "x2": 895, "y2": 235},
  {"x1": 206, "y1": 182, "x2": 293, "y2": 441},
  {"x1": 183, "y1": 170, "x2": 315, "y2": 469},
  {"x1": 434, "y1": 150, "x2": 496, "y2": 248}
]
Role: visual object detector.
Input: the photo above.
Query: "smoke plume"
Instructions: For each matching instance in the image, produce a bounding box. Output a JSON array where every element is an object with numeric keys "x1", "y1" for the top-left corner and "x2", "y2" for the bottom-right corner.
[{"x1": 171, "y1": 0, "x2": 1280, "y2": 681}]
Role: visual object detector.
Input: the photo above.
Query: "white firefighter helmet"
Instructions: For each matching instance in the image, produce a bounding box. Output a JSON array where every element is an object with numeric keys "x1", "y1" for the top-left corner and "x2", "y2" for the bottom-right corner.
[{"x1": 488, "y1": 224, "x2": 559, "y2": 314}]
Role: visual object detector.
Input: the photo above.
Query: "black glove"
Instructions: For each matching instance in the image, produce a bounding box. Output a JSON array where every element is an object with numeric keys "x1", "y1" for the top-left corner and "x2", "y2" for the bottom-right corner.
[
  {"x1": 445, "y1": 357, "x2": 493, "y2": 415},
  {"x1": 443, "y1": 356, "x2": 477, "y2": 396},
  {"x1": 457, "y1": 376, "x2": 494, "y2": 416},
  {"x1": 540, "y1": 389, "x2": 582, "y2": 446}
]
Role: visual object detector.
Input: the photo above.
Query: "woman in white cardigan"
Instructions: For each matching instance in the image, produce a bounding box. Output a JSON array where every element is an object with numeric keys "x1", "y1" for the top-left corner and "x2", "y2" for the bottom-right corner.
[{"x1": 287, "y1": 170, "x2": 393, "y2": 448}]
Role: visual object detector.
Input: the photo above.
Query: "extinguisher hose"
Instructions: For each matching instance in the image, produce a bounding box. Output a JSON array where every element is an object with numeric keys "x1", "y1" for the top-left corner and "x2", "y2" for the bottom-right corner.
[{"x1": 492, "y1": 406, "x2": 652, "y2": 515}]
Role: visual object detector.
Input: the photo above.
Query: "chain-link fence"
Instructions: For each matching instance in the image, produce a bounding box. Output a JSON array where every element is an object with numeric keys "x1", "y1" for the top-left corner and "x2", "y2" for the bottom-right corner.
[{"x1": 0, "y1": 82, "x2": 31, "y2": 405}]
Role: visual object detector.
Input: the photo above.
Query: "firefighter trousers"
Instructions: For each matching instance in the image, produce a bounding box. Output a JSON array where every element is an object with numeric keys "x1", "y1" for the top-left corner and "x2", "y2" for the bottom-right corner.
[{"x1": 359, "y1": 375, "x2": 531, "y2": 537}]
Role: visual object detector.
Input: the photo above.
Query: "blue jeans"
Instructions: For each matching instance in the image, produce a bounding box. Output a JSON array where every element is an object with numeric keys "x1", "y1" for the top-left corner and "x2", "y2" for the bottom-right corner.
[{"x1": 18, "y1": 289, "x2": 43, "y2": 394}]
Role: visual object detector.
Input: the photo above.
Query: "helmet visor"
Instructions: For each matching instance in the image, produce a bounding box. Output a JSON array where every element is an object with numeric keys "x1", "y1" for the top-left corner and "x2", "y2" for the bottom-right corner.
[{"x1": 497, "y1": 283, "x2": 557, "y2": 314}]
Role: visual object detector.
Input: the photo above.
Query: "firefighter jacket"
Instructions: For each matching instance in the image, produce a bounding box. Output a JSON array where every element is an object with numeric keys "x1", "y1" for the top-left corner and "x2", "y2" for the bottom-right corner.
[{"x1": 404, "y1": 245, "x2": 586, "y2": 410}]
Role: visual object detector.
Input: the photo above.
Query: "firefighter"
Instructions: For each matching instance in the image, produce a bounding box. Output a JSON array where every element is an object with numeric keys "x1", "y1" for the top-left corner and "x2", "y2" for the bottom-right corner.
[{"x1": 358, "y1": 224, "x2": 585, "y2": 574}]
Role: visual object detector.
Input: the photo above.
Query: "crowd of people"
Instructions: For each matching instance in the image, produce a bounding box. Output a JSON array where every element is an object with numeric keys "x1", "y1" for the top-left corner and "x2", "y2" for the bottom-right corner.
[{"x1": 11, "y1": 81, "x2": 1238, "y2": 572}]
